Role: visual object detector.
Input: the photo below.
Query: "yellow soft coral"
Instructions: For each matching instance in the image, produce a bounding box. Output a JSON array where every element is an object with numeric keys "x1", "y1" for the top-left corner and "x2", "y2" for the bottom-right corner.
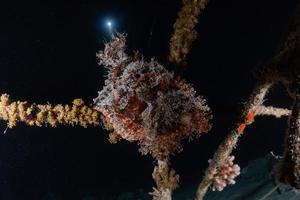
[
  {"x1": 0, "y1": 93, "x2": 101, "y2": 128},
  {"x1": 169, "y1": 0, "x2": 208, "y2": 66}
]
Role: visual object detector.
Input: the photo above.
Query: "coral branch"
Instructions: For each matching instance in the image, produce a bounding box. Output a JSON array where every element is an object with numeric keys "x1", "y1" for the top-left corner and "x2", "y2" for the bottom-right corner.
[
  {"x1": 0, "y1": 94, "x2": 101, "y2": 128},
  {"x1": 255, "y1": 105, "x2": 291, "y2": 118},
  {"x1": 275, "y1": 81, "x2": 300, "y2": 189},
  {"x1": 169, "y1": 0, "x2": 209, "y2": 66},
  {"x1": 194, "y1": 83, "x2": 272, "y2": 200},
  {"x1": 256, "y1": 4, "x2": 300, "y2": 86},
  {"x1": 150, "y1": 159, "x2": 179, "y2": 200}
]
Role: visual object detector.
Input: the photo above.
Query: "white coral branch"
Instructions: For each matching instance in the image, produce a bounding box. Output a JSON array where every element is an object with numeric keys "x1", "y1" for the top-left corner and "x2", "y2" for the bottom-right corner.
[{"x1": 255, "y1": 105, "x2": 291, "y2": 118}]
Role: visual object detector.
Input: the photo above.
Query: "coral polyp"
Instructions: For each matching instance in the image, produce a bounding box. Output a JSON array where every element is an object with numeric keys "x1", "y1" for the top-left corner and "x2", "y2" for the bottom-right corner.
[{"x1": 93, "y1": 34, "x2": 212, "y2": 159}]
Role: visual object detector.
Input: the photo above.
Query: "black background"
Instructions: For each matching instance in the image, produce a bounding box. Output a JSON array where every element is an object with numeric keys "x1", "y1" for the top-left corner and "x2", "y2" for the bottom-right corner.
[{"x1": 0, "y1": 0, "x2": 297, "y2": 199}]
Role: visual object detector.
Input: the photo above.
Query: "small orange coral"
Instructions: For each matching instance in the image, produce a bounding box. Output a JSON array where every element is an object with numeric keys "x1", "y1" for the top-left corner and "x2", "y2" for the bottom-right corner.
[
  {"x1": 237, "y1": 123, "x2": 246, "y2": 134},
  {"x1": 246, "y1": 111, "x2": 255, "y2": 124},
  {"x1": 237, "y1": 111, "x2": 256, "y2": 134}
]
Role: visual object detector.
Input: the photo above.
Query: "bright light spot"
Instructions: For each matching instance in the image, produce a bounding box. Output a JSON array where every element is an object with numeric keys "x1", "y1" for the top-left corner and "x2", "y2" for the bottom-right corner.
[
  {"x1": 102, "y1": 18, "x2": 115, "y2": 36},
  {"x1": 107, "y1": 21, "x2": 112, "y2": 28}
]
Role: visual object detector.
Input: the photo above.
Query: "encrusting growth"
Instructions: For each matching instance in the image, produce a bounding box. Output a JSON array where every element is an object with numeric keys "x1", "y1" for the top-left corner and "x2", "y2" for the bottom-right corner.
[
  {"x1": 275, "y1": 90, "x2": 300, "y2": 189},
  {"x1": 169, "y1": 0, "x2": 209, "y2": 66},
  {"x1": 0, "y1": 93, "x2": 101, "y2": 128},
  {"x1": 254, "y1": 105, "x2": 291, "y2": 118}
]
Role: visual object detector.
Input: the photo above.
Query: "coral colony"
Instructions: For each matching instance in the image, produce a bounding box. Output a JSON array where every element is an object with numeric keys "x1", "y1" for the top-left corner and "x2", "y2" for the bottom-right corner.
[
  {"x1": 0, "y1": 0, "x2": 300, "y2": 200},
  {"x1": 209, "y1": 156, "x2": 240, "y2": 192}
]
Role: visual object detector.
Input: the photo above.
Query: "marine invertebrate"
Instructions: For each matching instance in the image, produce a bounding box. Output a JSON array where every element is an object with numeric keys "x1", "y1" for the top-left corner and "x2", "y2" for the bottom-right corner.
[
  {"x1": 275, "y1": 90, "x2": 300, "y2": 189},
  {"x1": 150, "y1": 158, "x2": 180, "y2": 200},
  {"x1": 169, "y1": 0, "x2": 208, "y2": 66},
  {"x1": 0, "y1": 93, "x2": 101, "y2": 128},
  {"x1": 209, "y1": 155, "x2": 240, "y2": 192}
]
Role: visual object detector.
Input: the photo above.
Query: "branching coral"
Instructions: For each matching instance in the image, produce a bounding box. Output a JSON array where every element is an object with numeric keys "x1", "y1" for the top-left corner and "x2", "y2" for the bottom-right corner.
[
  {"x1": 169, "y1": 0, "x2": 209, "y2": 66},
  {"x1": 209, "y1": 155, "x2": 240, "y2": 192},
  {"x1": 255, "y1": 105, "x2": 291, "y2": 118},
  {"x1": 150, "y1": 159, "x2": 180, "y2": 200},
  {"x1": 275, "y1": 89, "x2": 300, "y2": 189},
  {"x1": 0, "y1": 93, "x2": 101, "y2": 128}
]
